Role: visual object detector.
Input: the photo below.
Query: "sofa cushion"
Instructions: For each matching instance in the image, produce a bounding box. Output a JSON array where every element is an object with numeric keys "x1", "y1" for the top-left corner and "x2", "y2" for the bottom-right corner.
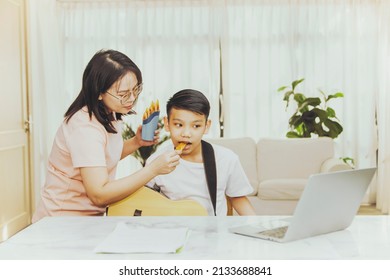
[
  {"x1": 320, "y1": 158, "x2": 352, "y2": 172},
  {"x1": 247, "y1": 197, "x2": 299, "y2": 215},
  {"x1": 207, "y1": 137, "x2": 258, "y2": 195},
  {"x1": 258, "y1": 178, "x2": 307, "y2": 200},
  {"x1": 257, "y1": 137, "x2": 334, "y2": 181}
]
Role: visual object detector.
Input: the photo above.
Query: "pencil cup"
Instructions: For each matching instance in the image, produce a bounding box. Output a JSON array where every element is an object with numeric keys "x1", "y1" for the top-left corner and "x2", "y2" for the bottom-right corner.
[{"x1": 141, "y1": 111, "x2": 160, "y2": 141}]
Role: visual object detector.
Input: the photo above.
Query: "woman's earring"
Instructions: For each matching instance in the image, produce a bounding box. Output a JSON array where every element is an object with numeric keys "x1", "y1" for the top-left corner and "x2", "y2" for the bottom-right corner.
[{"x1": 98, "y1": 95, "x2": 103, "y2": 100}]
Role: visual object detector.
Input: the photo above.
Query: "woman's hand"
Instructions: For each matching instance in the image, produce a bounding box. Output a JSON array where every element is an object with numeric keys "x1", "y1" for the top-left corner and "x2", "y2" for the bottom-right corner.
[
  {"x1": 121, "y1": 125, "x2": 161, "y2": 159},
  {"x1": 134, "y1": 125, "x2": 160, "y2": 147},
  {"x1": 148, "y1": 150, "x2": 182, "y2": 176}
]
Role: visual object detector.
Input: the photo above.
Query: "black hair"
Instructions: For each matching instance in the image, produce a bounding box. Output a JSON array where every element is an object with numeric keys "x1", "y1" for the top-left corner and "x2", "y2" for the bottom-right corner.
[
  {"x1": 166, "y1": 89, "x2": 210, "y2": 120},
  {"x1": 64, "y1": 49, "x2": 142, "y2": 133}
]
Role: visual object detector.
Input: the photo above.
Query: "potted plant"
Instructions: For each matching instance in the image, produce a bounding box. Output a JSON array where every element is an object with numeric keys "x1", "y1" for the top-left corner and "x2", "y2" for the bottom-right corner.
[
  {"x1": 278, "y1": 78, "x2": 344, "y2": 139},
  {"x1": 122, "y1": 118, "x2": 170, "y2": 166}
]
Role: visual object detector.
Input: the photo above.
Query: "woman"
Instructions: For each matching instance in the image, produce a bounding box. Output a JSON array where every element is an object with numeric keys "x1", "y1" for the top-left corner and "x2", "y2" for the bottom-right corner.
[{"x1": 32, "y1": 49, "x2": 181, "y2": 222}]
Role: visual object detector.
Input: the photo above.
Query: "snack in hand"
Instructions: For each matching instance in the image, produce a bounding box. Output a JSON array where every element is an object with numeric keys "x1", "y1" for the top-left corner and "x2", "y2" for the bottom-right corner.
[
  {"x1": 175, "y1": 142, "x2": 187, "y2": 151},
  {"x1": 141, "y1": 100, "x2": 160, "y2": 141}
]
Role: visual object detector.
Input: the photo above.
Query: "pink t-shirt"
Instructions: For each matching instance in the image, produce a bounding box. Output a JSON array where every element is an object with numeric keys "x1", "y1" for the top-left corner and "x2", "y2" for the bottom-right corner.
[{"x1": 32, "y1": 107, "x2": 123, "y2": 222}]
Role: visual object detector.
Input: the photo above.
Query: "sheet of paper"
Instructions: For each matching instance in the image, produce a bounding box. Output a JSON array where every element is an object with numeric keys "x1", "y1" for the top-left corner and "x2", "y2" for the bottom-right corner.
[{"x1": 94, "y1": 222, "x2": 190, "y2": 254}]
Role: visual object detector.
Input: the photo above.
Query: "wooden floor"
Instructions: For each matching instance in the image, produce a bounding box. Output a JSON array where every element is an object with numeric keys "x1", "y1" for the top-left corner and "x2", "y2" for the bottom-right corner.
[{"x1": 357, "y1": 204, "x2": 384, "y2": 215}]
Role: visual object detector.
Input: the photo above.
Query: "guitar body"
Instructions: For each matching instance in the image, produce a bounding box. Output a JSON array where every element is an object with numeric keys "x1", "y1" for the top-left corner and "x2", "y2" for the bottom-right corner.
[{"x1": 106, "y1": 187, "x2": 208, "y2": 216}]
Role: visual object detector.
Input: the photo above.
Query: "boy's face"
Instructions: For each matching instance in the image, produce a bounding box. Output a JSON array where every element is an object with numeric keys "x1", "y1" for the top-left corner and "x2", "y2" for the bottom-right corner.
[{"x1": 164, "y1": 108, "x2": 211, "y2": 158}]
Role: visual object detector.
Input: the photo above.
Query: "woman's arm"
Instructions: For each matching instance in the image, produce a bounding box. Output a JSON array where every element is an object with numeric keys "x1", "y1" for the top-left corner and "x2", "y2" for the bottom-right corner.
[
  {"x1": 82, "y1": 150, "x2": 181, "y2": 207},
  {"x1": 230, "y1": 196, "x2": 256, "y2": 216},
  {"x1": 121, "y1": 125, "x2": 159, "y2": 159},
  {"x1": 121, "y1": 137, "x2": 141, "y2": 159}
]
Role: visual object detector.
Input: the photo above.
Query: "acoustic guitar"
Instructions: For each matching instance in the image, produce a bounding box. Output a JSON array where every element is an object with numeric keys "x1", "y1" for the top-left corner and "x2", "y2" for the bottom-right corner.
[{"x1": 106, "y1": 186, "x2": 208, "y2": 216}]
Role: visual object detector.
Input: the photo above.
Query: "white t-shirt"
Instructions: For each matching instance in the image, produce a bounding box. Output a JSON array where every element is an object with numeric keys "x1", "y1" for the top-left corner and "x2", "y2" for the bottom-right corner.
[{"x1": 146, "y1": 142, "x2": 253, "y2": 216}]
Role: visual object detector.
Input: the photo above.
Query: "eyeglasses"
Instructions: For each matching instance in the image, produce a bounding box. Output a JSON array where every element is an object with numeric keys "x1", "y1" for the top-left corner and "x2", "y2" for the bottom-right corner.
[{"x1": 106, "y1": 83, "x2": 143, "y2": 105}]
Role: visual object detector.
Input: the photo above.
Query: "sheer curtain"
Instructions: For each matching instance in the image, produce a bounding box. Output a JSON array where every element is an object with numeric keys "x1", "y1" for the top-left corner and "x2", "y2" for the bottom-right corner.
[
  {"x1": 377, "y1": 0, "x2": 390, "y2": 214},
  {"x1": 28, "y1": 0, "x2": 65, "y2": 204},
  {"x1": 58, "y1": 0, "x2": 222, "y2": 134},
  {"x1": 221, "y1": 0, "x2": 378, "y2": 171}
]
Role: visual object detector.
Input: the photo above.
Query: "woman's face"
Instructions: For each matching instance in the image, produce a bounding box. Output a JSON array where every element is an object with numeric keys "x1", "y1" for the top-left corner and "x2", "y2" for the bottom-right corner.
[{"x1": 100, "y1": 72, "x2": 141, "y2": 114}]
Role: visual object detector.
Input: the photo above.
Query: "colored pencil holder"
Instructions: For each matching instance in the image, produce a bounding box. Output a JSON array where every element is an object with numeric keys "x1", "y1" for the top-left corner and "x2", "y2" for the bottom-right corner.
[{"x1": 141, "y1": 111, "x2": 160, "y2": 141}]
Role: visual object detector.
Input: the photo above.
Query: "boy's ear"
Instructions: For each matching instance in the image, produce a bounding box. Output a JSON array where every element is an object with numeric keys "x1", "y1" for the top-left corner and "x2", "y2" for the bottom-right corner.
[
  {"x1": 163, "y1": 116, "x2": 170, "y2": 132},
  {"x1": 204, "y1": 119, "x2": 211, "y2": 134}
]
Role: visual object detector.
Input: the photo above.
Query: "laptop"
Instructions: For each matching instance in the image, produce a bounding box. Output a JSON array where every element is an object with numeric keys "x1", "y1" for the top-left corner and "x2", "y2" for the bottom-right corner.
[{"x1": 229, "y1": 167, "x2": 377, "y2": 242}]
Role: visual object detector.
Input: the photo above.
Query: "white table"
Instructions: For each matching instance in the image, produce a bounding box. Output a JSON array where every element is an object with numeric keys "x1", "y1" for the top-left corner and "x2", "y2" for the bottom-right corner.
[{"x1": 0, "y1": 215, "x2": 389, "y2": 260}]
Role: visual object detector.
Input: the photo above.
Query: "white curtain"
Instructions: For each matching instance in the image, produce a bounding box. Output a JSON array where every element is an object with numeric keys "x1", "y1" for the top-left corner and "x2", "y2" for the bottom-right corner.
[
  {"x1": 28, "y1": 0, "x2": 65, "y2": 204},
  {"x1": 58, "y1": 0, "x2": 222, "y2": 135},
  {"x1": 28, "y1": 0, "x2": 386, "y2": 210},
  {"x1": 376, "y1": 0, "x2": 390, "y2": 214},
  {"x1": 221, "y1": 0, "x2": 378, "y2": 171}
]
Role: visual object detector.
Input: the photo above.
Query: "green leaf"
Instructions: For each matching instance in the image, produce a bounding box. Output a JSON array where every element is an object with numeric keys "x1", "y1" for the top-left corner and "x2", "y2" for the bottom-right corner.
[
  {"x1": 297, "y1": 97, "x2": 321, "y2": 112},
  {"x1": 278, "y1": 86, "x2": 288, "y2": 92},
  {"x1": 326, "y1": 92, "x2": 344, "y2": 101},
  {"x1": 311, "y1": 108, "x2": 328, "y2": 121},
  {"x1": 289, "y1": 115, "x2": 303, "y2": 128},
  {"x1": 323, "y1": 119, "x2": 343, "y2": 139},
  {"x1": 296, "y1": 123, "x2": 304, "y2": 134},
  {"x1": 293, "y1": 93, "x2": 306, "y2": 104},
  {"x1": 292, "y1": 78, "x2": 305, "y2": 90},
  {"x1": 303, "y1": 121, "x2": 316, "y2": 136},
  {"x1": 301, "y1": 110, "x2": 318, "y2": 122},
  {"x1": 304, "y1": 97, "x2": 322, "y2": 106},
  {"x1": 340, "y1": 157, "x2": 355, "y2": 168},
  {"x1": 326, "y1": 107, "x2": 336, "y2": 118},
  {"x1": 286, "y1": 131, "x2": 302, "y2": 138},
  {"x1": 122, "y1": 123, "x2": 136, "y2": 140},
  {"x1": 283, "y1": 90, "x2": 294, "y2": 102}
]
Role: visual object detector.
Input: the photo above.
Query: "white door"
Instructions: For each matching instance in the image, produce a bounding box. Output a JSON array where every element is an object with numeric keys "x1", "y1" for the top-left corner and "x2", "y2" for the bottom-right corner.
[{"x1": 0, "y1": 0, "x2": 31, "y2": 242}]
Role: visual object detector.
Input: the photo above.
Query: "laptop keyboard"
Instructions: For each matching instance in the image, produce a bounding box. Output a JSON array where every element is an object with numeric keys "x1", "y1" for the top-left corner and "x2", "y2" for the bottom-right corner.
[{"x1": 258, "y1": 226, "x2": 288, "y2": 239}]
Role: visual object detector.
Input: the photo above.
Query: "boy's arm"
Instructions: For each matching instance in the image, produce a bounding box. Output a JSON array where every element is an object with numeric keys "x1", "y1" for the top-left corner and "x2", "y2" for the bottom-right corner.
[{"x1": 230, "y1": 196, "x2": 256, "y2": 216}]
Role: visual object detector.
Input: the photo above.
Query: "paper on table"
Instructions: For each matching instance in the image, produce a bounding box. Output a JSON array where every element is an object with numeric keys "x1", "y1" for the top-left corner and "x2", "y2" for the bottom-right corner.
[{"x1": 94, "y1": 222, "x2": 190, "y2": 254}]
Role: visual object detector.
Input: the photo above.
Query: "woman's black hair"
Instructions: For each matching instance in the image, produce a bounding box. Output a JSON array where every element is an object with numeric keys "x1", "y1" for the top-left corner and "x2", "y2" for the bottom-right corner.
[
  {"x1": 64, "y1": 49, "x2": 142, "y2": 133},
  {"x1": 166, "y1": 89, "x2": 210, "y2": 120}
]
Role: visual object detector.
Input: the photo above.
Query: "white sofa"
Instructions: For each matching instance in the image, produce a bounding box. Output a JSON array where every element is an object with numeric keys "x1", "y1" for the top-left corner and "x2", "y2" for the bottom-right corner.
[{"x1": 207, "y1": 137, "x2": 352, "y2": 215}]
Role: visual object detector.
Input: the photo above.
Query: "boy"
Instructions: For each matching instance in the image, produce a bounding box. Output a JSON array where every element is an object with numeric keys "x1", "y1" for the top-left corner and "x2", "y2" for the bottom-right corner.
[{"x1": 145, "y1": 89, "x2": 256, "y2": 216}]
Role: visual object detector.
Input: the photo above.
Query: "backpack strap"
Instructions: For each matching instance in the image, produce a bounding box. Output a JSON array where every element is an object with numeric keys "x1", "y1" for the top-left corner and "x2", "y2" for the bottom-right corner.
[{"x1": 201, "y1": 140, "x2": 217, "y2": 216}]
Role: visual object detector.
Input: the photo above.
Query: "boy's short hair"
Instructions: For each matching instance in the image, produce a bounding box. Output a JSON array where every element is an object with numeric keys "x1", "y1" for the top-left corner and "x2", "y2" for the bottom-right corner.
[{"x1": 166, "y1": 89, "x2": 210, "y2": 120}]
